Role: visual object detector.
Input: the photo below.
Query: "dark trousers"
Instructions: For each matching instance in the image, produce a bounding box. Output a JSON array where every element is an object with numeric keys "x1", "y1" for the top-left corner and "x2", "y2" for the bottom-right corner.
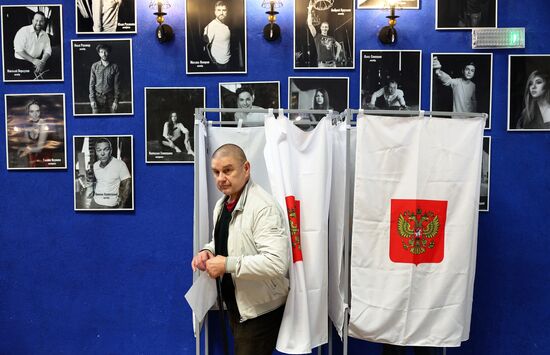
[
  {"x1": 382, "y1": 344, "x2": 444, "y2": 355},
  {"x1": 93, "y1": 93, "x2": 116, "y2": 114},
  {"x1": 227, "y1": 304, "x2": 285, "y2": 355}
]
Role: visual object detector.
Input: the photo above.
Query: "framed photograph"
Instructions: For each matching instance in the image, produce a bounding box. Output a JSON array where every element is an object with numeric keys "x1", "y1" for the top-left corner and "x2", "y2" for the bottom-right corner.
[
  {"x1": 1, "y1": 5, "x2": 64, "y2": 82},
  {"x1": 295, "y1": 0, "x2": 354, "y2": 69},
  {"x1": 288, "y1": 77, "x2": 349, "y2": 122},
  {"x1": 185, "y1": 0, "x2": 247, "y2": 74},
  {"x1": 73, "y1": 135, "x2": 134, "y2": 211},
  {"x1": 219, "y1": 81, "x2": 280, "y2": 124},
  {"x1": 508, "y1": 55, "x2": 550, "y2": 131},
  {"x1": 479, "y1": 136, "x2": 491, "y2": 212},
  {"x1": 360, "y1": 50, "x2": 421, "y2": 111},
  {"x1": 4, "y1": 93, "x2": 66, "y2": 170},
  {"x1": 436, "y1": 0, "x2": 497, "y2": 30},
  {"x1": 71, "y1": 39, "x2": 133, "y2": 116},
  {"x1": 76, "y1": 0, "x2": 137, "y2": 34},
  {"x1": 430, "y1": 53, "x2": 492, "y2": 129},
  {"x1": 145, "y1": 87, "x2": 205, "y2": 163},
  {"x1": 357, "y1": 0, "x2": 419, "y2": 10}
]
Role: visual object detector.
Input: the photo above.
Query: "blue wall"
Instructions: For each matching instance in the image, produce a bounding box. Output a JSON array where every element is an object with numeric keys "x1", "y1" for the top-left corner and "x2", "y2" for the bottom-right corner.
[{"x1": 1, "y1": 1, "x2": 549, "y2": 354}]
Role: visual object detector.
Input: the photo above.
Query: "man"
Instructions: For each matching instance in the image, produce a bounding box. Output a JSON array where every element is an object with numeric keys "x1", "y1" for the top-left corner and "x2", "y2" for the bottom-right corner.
[
  {"x1": 233, "y1": 87, "x2": 265, "y2": 124},
  {"x1": 13, "y1": 11, "x2": 51, "y2": 79},
  {"x1": 433, "y1": 57, "x2": 477, "y2": 113},
  {"x1": 191, "y1": 144, "x2": 290, "y2": 355},
  {"x1": 307, "y1": 0, "x2": 342, "y2": 68},
  {"x1": 367, "y1": 80, "x2": 408, "y2": 110},
  {"x1": 89, "y1": 44, "x2": 121, "y2": 114},
  {"x1": 91, "y1": 138, "x2": 131, "y2": 209},
  {"x1": 203, "y1": 1, "x2": 231, "y2": 70},
  {"x1": 92, "y1": 0, "x2": 122, "y2": 32}
]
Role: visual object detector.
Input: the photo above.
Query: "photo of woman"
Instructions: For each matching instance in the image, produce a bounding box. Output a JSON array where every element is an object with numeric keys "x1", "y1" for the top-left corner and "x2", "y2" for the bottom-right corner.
[
  {"x1": 515, "y1": 70, "x2": 550, "y2": 129},
  {"x1": 161, "y1": 112, "x2": 194, "y2": 156},
  {"x1": 508, "y1": 55, "x2": 550, "y2": 131},
  {"x1": 288, "y1": 76, "x2": 348, "y2": 122},
  {"x1": 309, "y1": 88, "x2": 333, "y2": 122},
  {"x1": 4, "y1": 93, "x2": 66, "y2": 169},
  {"x1": 145, "y1": 87, "x2": 205, "y2": 163}
]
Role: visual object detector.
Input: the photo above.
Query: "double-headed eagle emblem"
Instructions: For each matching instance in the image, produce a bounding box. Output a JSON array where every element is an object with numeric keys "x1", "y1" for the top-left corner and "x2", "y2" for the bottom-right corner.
[{"x1": 397, "y1": 208, "x2": 440, "y2": 255}]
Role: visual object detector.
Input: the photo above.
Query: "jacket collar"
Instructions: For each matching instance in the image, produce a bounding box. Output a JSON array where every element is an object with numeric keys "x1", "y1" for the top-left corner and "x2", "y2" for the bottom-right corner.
[{"x1": 232, "y1": 179, "x2": 253, "y2": 213}]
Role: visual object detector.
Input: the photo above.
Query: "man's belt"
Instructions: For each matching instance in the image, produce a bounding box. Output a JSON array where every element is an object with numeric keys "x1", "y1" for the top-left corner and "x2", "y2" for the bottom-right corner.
[{"x1": 95, "y1": 92, "x2": 114, "y2": 98}]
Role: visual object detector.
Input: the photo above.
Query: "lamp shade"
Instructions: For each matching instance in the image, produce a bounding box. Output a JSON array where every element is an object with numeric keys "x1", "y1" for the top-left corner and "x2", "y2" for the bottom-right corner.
[
  {"x1": 261, "y1": 0, "x2": 283, "y2": 9},
  {"x1": 149, "y1": 0, "x2": 171, "y2": 10}
]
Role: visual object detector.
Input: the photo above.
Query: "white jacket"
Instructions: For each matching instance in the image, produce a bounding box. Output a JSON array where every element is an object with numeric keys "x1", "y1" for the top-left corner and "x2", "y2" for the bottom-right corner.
[{"x1": 204, "y1": 180, "x2": 290, "y2": 321}]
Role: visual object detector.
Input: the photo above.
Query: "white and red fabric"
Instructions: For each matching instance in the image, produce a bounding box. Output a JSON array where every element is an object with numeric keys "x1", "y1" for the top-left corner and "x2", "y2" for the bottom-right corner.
[
  {"x1": 264, "y1": 114, "x2": 333, "y2": 354},
  {"x1": 349, "y1": 114, "x2": 485, "y2": 347}
]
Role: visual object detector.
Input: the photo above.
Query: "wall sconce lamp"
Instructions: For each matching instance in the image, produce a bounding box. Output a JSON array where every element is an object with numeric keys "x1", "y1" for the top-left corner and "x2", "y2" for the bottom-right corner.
[
  {"x1": 261, "y1": 0, "x2": 283, "y2": 41},
  {"x1": 378, "y1": 0, "x2": 399, "y2": 45},
  {"x1": 149, "y1": 0, "x2": 174, "y2": 43}
]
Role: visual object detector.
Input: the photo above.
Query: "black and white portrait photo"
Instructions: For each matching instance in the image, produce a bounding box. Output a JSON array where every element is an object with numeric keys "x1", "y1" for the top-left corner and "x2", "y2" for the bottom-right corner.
[
  {"x1": 71, "y1": 39, "x2": 133, "y2": 116},
  {"x1": 185, "y1": 0, "x2": 246, "y2": 74},
  {"x1": 508, "y1": 55, "x2": 550, "y2": 131},
  {"x1": 288, "y1": 77, "x2": 349, "y2": 122},
  {"x1": 360, "y1": 50, "x2": 421, "y2": 111},
  {"x1": 431, "y1": 53, "x2": 493, "y2": 129},
  {"x1": 75, "y1": 0, "x2": 137, "y2": 34},
  {"x1": 1, "y1": 5, "x2": 64, "y2": 82},
  {"x1": 219, "y1": 81, "x2": 280, "y2": 124},
  {"x1": 145, "y1": 87, "x2": 205, "y2": 163},
  {"x1": 4, "y1": 94, "x2": 66, "y2": 170},
  {"x1": 73, "y1": 135, "x2": 134, "y2": 211},
  {"x1": 294, "y1": 0, "x2": 354, "y2": 69},
  {"x1": 479, "y1": 136, "x2": 491, "y2": 212},
  {"x1": 358, "y1": 0, "x2": 419, "y2": 9},
  {"x1": 436, "y1": 0, "x2": 497, "y2": 30}
]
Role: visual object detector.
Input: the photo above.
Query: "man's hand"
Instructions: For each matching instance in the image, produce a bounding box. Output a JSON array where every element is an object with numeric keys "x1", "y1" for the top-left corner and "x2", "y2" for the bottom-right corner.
[
  {"x1": 432, "y1": 57, "x2": 442, "y2": 70},
  {"x1": 111, "y1": 101, "x2": 119, "y2": 112},
  {"x1": 191, "y1": 250, "x2": 214, "y2": 272},
  {"x1": 205, "y1": 255, "x2": 226, "y2": 279},
  {"x1": 90, "y1": 101, "x2": 97, "y2": 110},
  {"x1": 34, "y1": 60, "x2": 46, "y2": 73}
]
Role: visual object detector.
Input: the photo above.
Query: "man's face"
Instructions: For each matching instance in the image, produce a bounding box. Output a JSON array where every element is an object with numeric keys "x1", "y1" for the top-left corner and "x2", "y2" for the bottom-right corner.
[
  {"x1": 237, "y1": 92, "x2": 254, "y2": 109},
  {"x1": 98, "y1": 49, "x2": 110, "y2": 61},
  {"x1": 463, "y1": 65, "x2": 475, "y2": 80},
  {"x1": 320, "y1": 22, "x2": 329, "y2": 36},
  {"x1": 211, "y1": 155, "x2": 250, "y2": 200},
  {"x1": 215, "y1": 5, "x2": 228, "y2": 22},
  {"x1": 32, "y1": 14, "x2": 46, "y2": 32},
  {"x1": 95, "y1": 142, "x2": 112, "y2": 163},
  {"x1": 387, "y1": 82, "x2": 398, "y2": 95},
  {"x1": 28, "y1": 104, "x2": 41, "y2": 122}
]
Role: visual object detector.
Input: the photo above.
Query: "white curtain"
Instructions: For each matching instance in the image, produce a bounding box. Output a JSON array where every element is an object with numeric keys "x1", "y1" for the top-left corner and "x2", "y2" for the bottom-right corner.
[
  {"x1": 349, "y1": 114, "x2": 485, "y2": 347},
  {"x1": 264, "y1": 114, "x2": 334, "y2": 354}
]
